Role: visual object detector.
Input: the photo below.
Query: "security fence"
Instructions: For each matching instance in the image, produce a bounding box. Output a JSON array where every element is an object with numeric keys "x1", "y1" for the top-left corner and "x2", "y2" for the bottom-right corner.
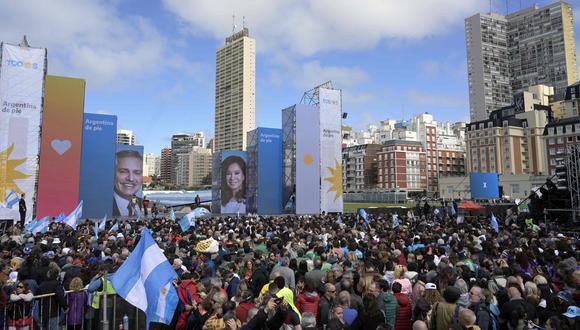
[
  {"x1": 343, "y1": 191, "x2": 408, "y2": 204},
  {"x1": 1, "y1": 289, "x2": 145, "y2": 330}
]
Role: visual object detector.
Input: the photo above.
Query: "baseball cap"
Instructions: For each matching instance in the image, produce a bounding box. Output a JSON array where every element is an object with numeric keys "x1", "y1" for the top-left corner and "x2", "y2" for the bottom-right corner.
[
  {"x1": 563, "y1": 306, "x2": 580, "y2": 318},
  {"x1": 425, "y1": 283, "x2": 437, "y2": 290}
]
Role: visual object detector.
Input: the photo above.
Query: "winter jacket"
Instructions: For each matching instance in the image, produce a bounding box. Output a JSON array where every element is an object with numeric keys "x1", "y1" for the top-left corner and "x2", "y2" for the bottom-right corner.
[
  {"x1": 176, "y1": 279, "x2": 201, "y2": 330},
  {"x1": 66, "y1": 291, "x2": 87, "y2": 326},
  {"x1": 7, "y1": 292, "x2": 33, "y2": 322},
  {"x1": 235, "y1": 301, "x2": 256, "y2": 324},
  {"x1": 412, "y1": 296, "x2": 431, "y2": 322},
  {"x1": 380, "y1": 291, "x2": 399, "y2": 328},
  {"x1": 395, "y1": 292, "x2": 412, "y2": 330},
  {"x1": 317, "y1": 295, "x2": 333, "y2": 327},
  {"x1": 250, "y1": 268, "x2": 269, "y2": 298},
  {"x1": 36, "y1": 279, "x2": 67, "y2": 319},
  {"x1": 297, "y1": 291, "x2": 320, "y2": 317}
]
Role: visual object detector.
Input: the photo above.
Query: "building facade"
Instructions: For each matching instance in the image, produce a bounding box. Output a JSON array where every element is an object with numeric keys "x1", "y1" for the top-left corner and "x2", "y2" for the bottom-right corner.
[
  {"x1": 466, "y1": 2, "x2": 578, "y2": 122},
  {"x1": 116, "y1": 129, "x2": 135, "y2": 145},
  {"x1": 342, "y1": 144, "x2": 382, "y2": 192},
  {"x1": 143, "y1": 153, "x2": 160, "y2": 177},
  {"x1": 170, "y1": 132, "x2": 205, "y2": 184},
  {"x1": 160, "y1": 147, "x2": 172, "y2": 183},
  {"x1": 466, "y1": 86, "x2": 553, "y2": 176},
  {"x1": 543, "y1": 116, "x2": 580, "y2": 176},
  {"x1": 377, "y1": 140, "x2": 428, "y2": 192},
  {"x1": 214, "y1": 28, "x2": 256, "y2": 151},
  {"x1": 466, "y1": 12, "x2": 512, "y2": 122},
  {"x1": 187, "y1": 147, "x2": 212, "y2": 188}
]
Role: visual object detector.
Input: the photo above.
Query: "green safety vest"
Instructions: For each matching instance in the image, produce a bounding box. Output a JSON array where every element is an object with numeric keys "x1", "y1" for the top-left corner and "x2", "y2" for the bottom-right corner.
[{"x1": 91, "y1": 278, "x2": 117, "y2": 309}]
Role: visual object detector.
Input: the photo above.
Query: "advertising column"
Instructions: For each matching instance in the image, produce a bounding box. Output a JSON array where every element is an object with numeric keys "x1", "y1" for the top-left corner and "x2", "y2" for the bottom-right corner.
[
  {"x1": 0, "y1": 43, "x2": 47, "y2": 223},
  {"x1": 36, "y1": 76, "x2": 85, "y2": 218},
  {"x1": 319, "y1": 88, "x2": 343, "y2": 213},
  {"x1": 78, "y1": 113, "x2": 117, "y2": 218},
  {"x1": 295, "y1": 104, "x2": 320, "y2": 214}
]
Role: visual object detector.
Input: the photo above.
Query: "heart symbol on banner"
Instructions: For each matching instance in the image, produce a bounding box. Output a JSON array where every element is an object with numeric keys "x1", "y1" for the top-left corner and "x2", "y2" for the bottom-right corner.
[{"x1": 51, "y1": 139, "x2": 71, "y2": 155}]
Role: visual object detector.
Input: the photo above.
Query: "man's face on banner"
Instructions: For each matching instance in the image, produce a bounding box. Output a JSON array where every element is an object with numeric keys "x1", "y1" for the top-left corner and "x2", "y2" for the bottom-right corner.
[{"x1": 115, "y1": 155, "x2": 143, "y2": 199}]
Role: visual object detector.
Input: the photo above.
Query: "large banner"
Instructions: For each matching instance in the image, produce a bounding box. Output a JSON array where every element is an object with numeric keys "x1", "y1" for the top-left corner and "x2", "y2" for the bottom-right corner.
[
  {"x1": 113, "y1": 144, "x2": 144, "y2": 217},
  {"x1": 296, "y1": 104, "x2": 320, "y2": 214},
  {"x1": 36, "y1": 76, "x2": 85, "y2": 218},
  {"x1": 78, "y1": 113, "x2": 117, "y2": 219},
  {"x1": 220, "y1": 150, "x2": 247, "y2": 214},
  {"x1": 470, "y1": 173, "x2": 500, "y2": 199},
  {"x1": 0, "y1": 43, "x2": 47, "y2": 223},
  {"x1": 257, "y1": 128, "x2": 282, "y2": 214},
  {"x1": 319, "y1": 88, "x2": 343, "y2": 213}
]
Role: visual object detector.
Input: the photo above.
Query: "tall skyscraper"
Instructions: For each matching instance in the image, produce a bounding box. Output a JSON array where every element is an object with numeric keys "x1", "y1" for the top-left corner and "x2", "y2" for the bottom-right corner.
[
  {"x1": 214, "y1": 28, "x2": 256, "y2": 151},
  {"x1": 466, "y1": 12, "x2": 511, "y2": 122},
  {"x1": 170, "y1": 132, "x2": 206, "y2": 184},
  {"x1": 160, "y1": 147, "x2": 172, "y2": 183},
  {"x1": 116, "y1": 129, "x2": 136, "y2": 145},
  {"x1": 466, "y1": 2, "x2": 578, "y2": 122}
]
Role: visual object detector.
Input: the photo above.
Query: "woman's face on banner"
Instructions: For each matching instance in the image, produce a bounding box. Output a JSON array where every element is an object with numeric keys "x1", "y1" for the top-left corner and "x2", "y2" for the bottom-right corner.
[{"x1": 226, "y1": 162, "x2": 244, "y2": 193}]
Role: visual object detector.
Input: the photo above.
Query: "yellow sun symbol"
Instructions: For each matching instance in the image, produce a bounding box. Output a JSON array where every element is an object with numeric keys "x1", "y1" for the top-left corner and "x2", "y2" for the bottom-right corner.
[
  {"x1": 0, "y1": 144, "x2": 29, "y2": 201},
  {"x1": 323, "y1": 159, "x2": 343, "y2": 202}
]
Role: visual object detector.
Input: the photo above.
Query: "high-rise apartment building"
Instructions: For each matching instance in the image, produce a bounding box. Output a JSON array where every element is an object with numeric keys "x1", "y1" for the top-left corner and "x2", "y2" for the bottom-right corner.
[
  {"x1": 466, "y1": 2, "x2": 578, "y2": 122},
  {"x1": 116, "y1": 129, "x2": 136, "y2": 145},
  {"x1": 170, "y1": 132, "x2": 205, "y2": 184},
  {"x1": 342, "y1": 144, "x2": 382, "y2": 192},
  {"x1": 160, "y1": 147, "x2": 172, "y2": 183},
  {"x1": 143, "y1": 153, "x2": 160, "y2": 177},
  {"x1": 466, "y1": 13, "x2": 511, "y2": 122},
  {"x1": 214, "y1": 28, "x2": 256, "y2": 151}
]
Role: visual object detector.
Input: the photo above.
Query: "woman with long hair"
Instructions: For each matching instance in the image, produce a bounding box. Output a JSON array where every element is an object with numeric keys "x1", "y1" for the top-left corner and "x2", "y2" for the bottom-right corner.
[
  {"x1": 350, "y1": 294, "x2": 387, "y2": 329},
  {"x1": 220, "y1": 156, "x2": 246, "y2": 214}
]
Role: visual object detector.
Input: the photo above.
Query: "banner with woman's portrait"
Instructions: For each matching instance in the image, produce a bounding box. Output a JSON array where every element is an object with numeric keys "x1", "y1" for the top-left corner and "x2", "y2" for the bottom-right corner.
[{"x1": 220, "y1": 151, "x2": 247, "y2": 214}]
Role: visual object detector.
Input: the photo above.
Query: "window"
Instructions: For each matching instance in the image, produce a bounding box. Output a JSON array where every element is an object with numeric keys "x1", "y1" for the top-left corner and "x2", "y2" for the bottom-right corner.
[
  {"x1": 557, "y1": 138, "x2": 564, "y2": 144},
  {"x1": 568, "y1": 137, "x2": 573, "y2": 142},
  {"x1": 549, "y1": 148, "x2": 556, "y2": 155},
  {"x1": 549, "y1": 138, "x2": 555, "y2": 145},
  {"x1": 511, "y1": 184, "x2": 520, "y2": 194}
]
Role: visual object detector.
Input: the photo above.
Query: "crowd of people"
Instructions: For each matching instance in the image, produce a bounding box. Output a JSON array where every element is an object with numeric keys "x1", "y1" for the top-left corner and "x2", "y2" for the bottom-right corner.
[{"x1": 0, "y1": 203, "x2": 578, "y2": 330}]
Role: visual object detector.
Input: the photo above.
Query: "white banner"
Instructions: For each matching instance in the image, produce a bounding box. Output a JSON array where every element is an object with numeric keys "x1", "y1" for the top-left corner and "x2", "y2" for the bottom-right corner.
[
  {"x1": 319, "y1": 88, "x2": 343, "y2": 213},
  {"x1": 0, "y1": 43, "x2": 47, "y2": 223},
  {"x1": 295, "y1": 104, "x2": 320, "y2": 214}
]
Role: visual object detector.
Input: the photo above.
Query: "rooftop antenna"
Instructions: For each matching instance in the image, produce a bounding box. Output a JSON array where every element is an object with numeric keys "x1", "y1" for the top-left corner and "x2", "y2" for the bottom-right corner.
[
  {"x1": 489, "y1": 0, "x2": 492, "y2": 14},
  {"x1": 232, "y1": 14, "x2": 236, "y2": 34},
  {"x1": 506, "y1": 0, "x2": 508, "y2": 15},
  {"x1": 242, "y1": 16, "x2": 246, "y2": 29},
  {"x1": 19, "y1": 35, "x2": 30, "y2": 48}
]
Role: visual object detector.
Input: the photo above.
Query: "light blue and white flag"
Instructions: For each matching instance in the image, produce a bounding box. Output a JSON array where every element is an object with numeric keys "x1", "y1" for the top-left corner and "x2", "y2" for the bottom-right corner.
[
  {"x1": 3, "y1": 190, "x2": 19, "y2": 209},
  {"x1": 93, "y1": 221, "x2": 99, "y2": 238},
  {"x1": 54, "y1": 212, "x2": 66, "y2": 223},
  {"x1": 169, "y1": 208, "x2": 175, "y2": 222},
  {"x1": 110, "y1": 228, "x2": 178, "y2": 328},
  {"x1": 392, "y1": 214, "x2": 400, "y2": 229},
  {"x1": 358, "y1": 209, "x2": 369, "y2": 223},
  {"x1": 456, "y1": 215, "x2": 464, "y2": 225},
  {"x1": 450, "y1": 203, "x2": 456, "y2": 217},
  {"x1": 99, "y1": 214, "x2": 107, "y2": 231},
  {"x1": 179, "y1": 216, "x2": 191, "y2": 232},
  {"x1": 29, "y1": 216, "x2": 49, "y2": 235},
  {"x1": 63, "y1": 201, "x2": 83, "y2": 230},
  {"x1": 490, "y1": 213, "x2": 499, "y2": 233},
  {"x1": 109, "y1": 221, "x2": 119, "y2": 233}
]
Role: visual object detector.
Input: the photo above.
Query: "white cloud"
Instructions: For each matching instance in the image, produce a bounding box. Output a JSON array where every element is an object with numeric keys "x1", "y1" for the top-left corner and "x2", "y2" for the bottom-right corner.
[
  {"x1": 163, "y1": 0, "x2": 484, "y2": 56},
  {"x1": 0, "y1": 1, "x2": 203, "y2": 88},
  {"x1": 406, "y1": 89, "x2": 467, "y2": 109}
]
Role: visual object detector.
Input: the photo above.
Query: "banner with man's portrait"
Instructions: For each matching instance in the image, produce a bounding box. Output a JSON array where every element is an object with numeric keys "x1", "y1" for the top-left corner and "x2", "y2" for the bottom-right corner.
[{"x1": 112, "y1": 145, "x2": 144, "y2": 217}]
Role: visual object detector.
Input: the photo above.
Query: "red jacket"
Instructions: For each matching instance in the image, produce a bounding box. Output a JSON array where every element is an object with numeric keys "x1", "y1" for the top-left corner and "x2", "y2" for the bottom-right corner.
[
  {"x1": 235, "y1": 301, "x2": 256, "y2": 323},
  {"x1": 394, "y1": 292, "x2": 412, "y2": 330},
  {"x1": 297, "y1": 292, "x2": 320, "y2": 318},
  {"x1": 176, "y1": 280, "x2": 201, "y2": 330}
]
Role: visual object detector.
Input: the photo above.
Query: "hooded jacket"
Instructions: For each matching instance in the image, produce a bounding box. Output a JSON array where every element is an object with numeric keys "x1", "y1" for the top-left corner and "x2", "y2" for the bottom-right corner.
[
  {"x1": 297, "y1": 291, "x2": 320, "y2": 317},
  {"x1": 395, "y1": 292, "x2": 412, "y2": 330}
]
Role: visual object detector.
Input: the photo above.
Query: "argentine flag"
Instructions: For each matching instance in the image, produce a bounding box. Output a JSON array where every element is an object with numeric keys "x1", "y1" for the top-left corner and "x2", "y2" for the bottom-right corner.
[
  {"x1": 169, "y1": 208, "x2": 176, "y2": 221},
  {"x1": 99, "y1": 214, "x2": 107, "y2": 231},
  {"x1": 358, "y1": 209, "x2": 369, "y2": 223},
  {"x1": 109, "y1": 221, "x2": 119, "y2": 233},
  {"x1": 3, "y1": 190, "x2": 19, "y2": 209},
  {"x1": 111, "y1": 228, "x2": 178, "y2": 328},
  {"x1": 29, "y1": 216, "x2": 49, "y2": 235},
  {"x1": 54, "y1": 212, "x2": 65, "y2": 223},
  {"x1": 179, "y1": 216, "x2": 191, "y2": 232},
  {"x1": 490, "y1": 212, "x2": 499, "y2": 233},
  {"x1": 63, "y1": 201, "x2": 83, "y2": 230}
]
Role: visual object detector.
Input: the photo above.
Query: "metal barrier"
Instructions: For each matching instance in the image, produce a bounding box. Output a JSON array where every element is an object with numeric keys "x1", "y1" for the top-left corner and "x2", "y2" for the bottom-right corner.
[
  {"x1": 0, "y1": 288, "x2": 146, "y2": 330},
  {"x1": 343, "y1": 191, "x2": 408, "y2": 203}
]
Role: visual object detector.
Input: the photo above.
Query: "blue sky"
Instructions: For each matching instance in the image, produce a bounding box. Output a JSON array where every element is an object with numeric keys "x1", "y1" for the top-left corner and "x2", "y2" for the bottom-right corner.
[{"x1": 1, "y1": 0, "x2": 578, "y2": 154}]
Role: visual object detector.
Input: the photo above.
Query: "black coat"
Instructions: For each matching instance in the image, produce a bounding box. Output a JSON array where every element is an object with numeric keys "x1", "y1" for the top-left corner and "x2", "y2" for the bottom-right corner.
[{"x1": 36, "y1": 279, "x2": 67, "y2": 319}]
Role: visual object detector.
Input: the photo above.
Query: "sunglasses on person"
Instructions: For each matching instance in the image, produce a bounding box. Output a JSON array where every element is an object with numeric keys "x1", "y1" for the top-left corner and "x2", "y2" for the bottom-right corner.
[{"x1": 17, "y1": 285, "x2": 24, "y2": 289}]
